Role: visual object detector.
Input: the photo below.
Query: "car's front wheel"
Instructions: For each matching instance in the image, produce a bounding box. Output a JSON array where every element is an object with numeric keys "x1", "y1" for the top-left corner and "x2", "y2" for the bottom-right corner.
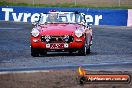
[
  {"x1": 31, "y1": 47, "x2": 39, "y2": 57},
  {"x1": 40, "y1": 49, "x2": 47, "y2": 56},
  {"x1": 86, "y1": 46, "x2": 90, "y2": 54},
  {"x1": 78, "y1": 45, "x2": 87, "y2": 56}
]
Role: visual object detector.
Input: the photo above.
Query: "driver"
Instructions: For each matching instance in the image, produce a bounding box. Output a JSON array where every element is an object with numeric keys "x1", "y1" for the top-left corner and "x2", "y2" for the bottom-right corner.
[{"x1": 47, "y1": 13, "x2": 58, "y2": 23}]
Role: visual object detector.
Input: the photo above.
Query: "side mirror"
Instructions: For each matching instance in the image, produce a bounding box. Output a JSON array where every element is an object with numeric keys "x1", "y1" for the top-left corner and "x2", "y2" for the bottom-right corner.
[
  {"x1": 32, "y1": 21, "x2": 38, "y2": 26},
  {"x1": 44, "y1": 22, "x2": 48, "y2": 25},
  {"x1": 89, "y1": 24, "x2": 92, "y2": 26},
  {"x1": 88, "y1": 24, "x2": 92, "y2": 29}
]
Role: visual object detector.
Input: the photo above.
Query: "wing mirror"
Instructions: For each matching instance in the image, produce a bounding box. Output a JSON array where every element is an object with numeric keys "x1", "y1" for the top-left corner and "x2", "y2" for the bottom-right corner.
[
  {"x1": 89, "y1": 24, "x2": 92, "y2": 26},
  {"x1": 32, "y1": 21, "x2": 38, "y2": 26},
  {"x1": 88, "y1": 24, "x2": 92, "y2": 29}
]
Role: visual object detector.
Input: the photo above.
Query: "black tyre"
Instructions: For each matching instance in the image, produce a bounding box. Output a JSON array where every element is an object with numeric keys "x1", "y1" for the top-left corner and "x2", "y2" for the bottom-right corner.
[
  {"x1": 78, "y1": 45, "x2": 87, "y2": 56},
  {"x1": 31, "y1": 47, "x2": 39, "y2": 57},
  {"x1": 40, "y1": 49, "x2": 47, "y2": 56},
  {"x1": 69, "y1": 50, "x2": 73, "y2": 55},
  {"x1": 86, "y1": 46, "x2": 90, "y2": 54}
]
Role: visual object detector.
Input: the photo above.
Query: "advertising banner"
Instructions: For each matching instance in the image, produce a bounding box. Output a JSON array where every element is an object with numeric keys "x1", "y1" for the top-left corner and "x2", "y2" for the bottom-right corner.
[
  {"x1": 0, "y1": 6, "x2": 128, "y2": 26},
  {"x1": 127, "y1": 9, "x2": 132, "y2": 26}
]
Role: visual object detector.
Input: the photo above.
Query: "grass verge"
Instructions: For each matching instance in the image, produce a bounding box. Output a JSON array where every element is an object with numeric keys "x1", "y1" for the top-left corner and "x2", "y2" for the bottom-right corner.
[{"x1": 0, "y1": 1, "x2": 132, "y2": 9}]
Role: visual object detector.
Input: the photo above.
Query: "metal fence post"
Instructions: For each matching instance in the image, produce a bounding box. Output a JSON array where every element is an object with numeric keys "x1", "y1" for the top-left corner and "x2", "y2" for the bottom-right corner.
[
  {"x1": 74, "y1": 0, "x2": 77, "y2": 6},
  {"x1": 118, "y1": 0, "x2": 121, "y2": 7},
  {"x1": 33, "y1": 0, "x2": 35, "y2": 6}
]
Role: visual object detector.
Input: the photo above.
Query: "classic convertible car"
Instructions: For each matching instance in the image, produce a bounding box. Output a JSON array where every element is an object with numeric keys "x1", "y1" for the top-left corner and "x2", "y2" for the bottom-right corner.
[{"x1": 30, "y1": 11, "x2": 92, "y2": 56}]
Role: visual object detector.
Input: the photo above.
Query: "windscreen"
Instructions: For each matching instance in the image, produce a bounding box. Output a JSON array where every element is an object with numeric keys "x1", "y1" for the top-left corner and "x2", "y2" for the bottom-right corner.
[{"x1": 39, "y1": 12, "x2": 84, "y2": 24}]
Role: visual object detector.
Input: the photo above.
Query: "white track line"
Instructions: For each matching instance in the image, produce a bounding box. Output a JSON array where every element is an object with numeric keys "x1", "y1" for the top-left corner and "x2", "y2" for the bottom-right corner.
[
  {"x1": 0, "y1": 70, "x2": 50, "y2": 75},
  {"x1": 0, "y1": 28, "x2": 22, "y2": 29}
]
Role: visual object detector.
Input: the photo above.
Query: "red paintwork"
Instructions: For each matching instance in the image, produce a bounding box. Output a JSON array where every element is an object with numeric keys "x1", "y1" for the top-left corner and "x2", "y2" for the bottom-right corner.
[
  {"x1": 40, "y1": 24, "x2": 79, "y2": 35},
  {"x1": 31, "y1": 23, "x2": 92, "y2": 50}
]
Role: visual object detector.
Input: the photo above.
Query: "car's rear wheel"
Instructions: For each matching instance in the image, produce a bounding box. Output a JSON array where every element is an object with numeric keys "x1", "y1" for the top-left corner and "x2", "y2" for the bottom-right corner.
[{"x1": 31, "y1": 47, "x2": 39, "y2": 57}]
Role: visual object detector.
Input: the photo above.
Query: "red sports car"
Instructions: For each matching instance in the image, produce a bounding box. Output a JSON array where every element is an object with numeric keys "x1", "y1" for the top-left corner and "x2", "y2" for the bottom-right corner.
[{"x1": 30, "y1": 11, "x2": 92, "y2": 56}]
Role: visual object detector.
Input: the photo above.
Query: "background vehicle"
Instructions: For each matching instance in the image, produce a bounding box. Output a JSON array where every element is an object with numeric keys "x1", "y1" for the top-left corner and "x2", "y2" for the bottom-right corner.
[{"x1": 30, "y1": 11, "x2": 92, "y2": 57}]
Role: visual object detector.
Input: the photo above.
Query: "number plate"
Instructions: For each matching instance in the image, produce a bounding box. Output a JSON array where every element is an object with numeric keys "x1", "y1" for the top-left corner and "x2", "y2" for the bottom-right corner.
[{"x1": 50, "y1": 43, "x2": 64, "y2": 49}]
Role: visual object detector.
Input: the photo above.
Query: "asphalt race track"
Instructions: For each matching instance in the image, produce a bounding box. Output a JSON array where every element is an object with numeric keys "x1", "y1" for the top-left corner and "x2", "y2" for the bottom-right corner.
[{"x1": 0, "y1": 21, "x2": 132, "y2": 71}]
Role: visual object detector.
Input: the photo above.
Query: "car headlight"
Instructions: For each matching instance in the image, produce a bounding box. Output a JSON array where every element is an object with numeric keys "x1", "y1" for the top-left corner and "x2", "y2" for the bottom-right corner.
[
  {"x1": 31, "y1": 28, "x2": 40, "y2": 37},
  {"x1": 75, "y1": 30, "x2": 83, "y2": 38}
]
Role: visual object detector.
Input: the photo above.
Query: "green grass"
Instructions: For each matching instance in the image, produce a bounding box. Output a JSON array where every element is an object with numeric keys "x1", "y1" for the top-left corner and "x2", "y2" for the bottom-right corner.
[{"x1": 0, "y1": 1, "x2": 132, "y2": 9}]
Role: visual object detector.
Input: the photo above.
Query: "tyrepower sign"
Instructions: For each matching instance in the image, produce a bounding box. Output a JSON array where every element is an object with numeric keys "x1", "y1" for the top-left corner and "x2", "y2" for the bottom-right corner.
[{"x1": 0, "y1": 6, "x2": 128, "y2": 26}]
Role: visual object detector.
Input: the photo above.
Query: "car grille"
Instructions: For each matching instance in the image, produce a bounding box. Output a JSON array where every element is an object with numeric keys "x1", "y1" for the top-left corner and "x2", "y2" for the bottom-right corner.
[{"x1": 41, "y1": 36, "x2": 74, "y2": 43}]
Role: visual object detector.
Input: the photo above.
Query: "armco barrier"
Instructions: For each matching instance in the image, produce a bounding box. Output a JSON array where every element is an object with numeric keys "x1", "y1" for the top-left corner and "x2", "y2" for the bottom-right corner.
[{"x1": 0, "y1": 6, "x2": 130, "y2": 26}]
